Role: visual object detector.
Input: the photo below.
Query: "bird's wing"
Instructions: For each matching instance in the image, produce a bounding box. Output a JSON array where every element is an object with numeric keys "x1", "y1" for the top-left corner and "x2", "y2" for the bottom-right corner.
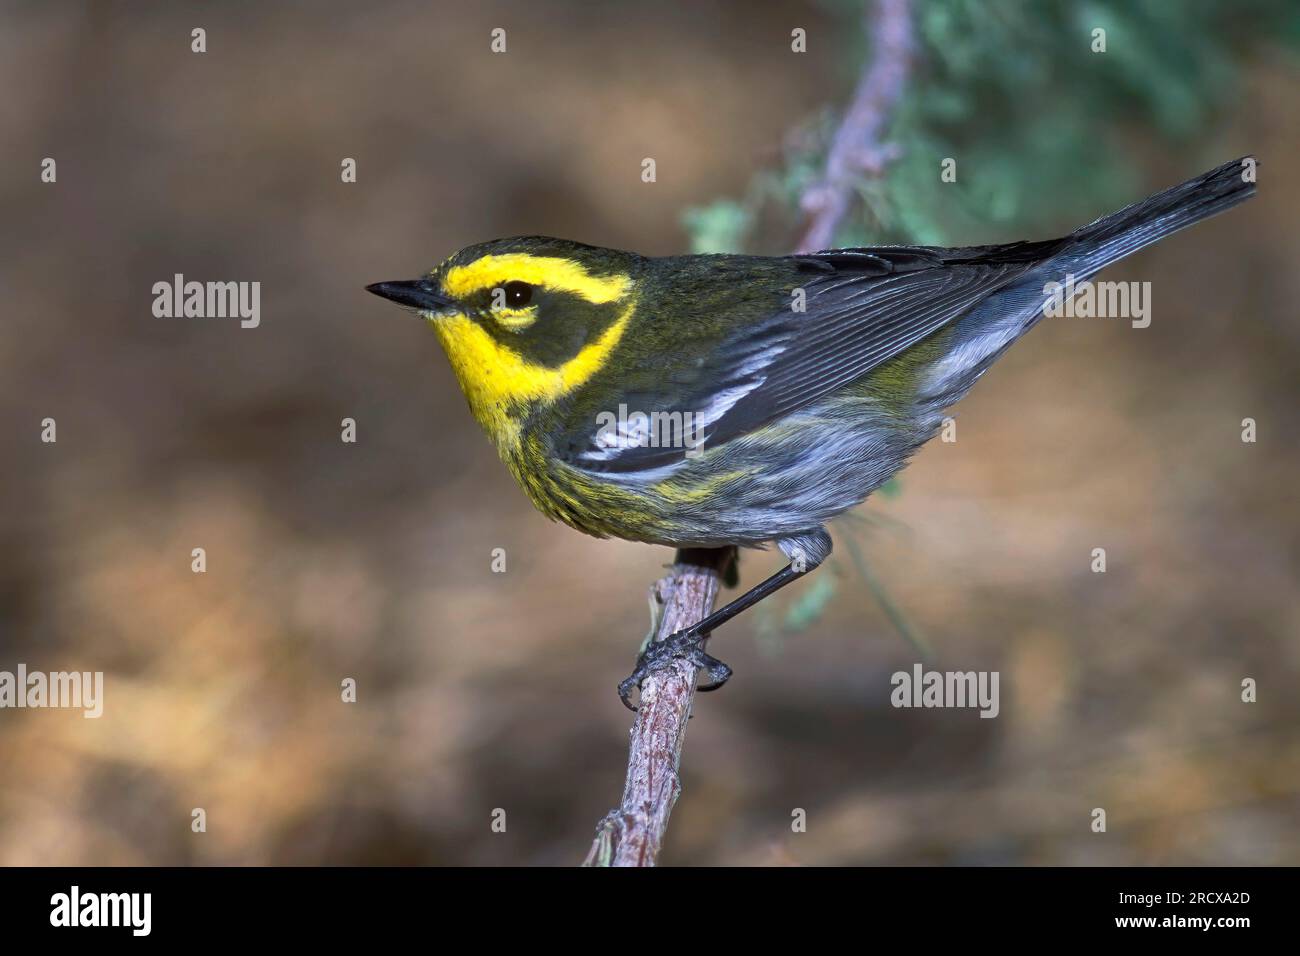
[{"x1": 564, "y1": 243, "x2": 1056, "y2": 474}]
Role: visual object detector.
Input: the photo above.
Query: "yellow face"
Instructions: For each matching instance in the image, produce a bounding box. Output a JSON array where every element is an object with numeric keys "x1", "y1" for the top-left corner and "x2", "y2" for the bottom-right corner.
[{"x1": 372, "y1": 239, "x2": 643, "y2": 449}]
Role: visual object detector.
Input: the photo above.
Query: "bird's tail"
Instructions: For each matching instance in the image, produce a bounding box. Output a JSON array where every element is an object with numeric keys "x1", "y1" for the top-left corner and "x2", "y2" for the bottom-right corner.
[
  {"x1": 918, "y1": 157, "x2": 1257, "y2": 407},
  {"x1": 1055, "y1": 156, "x2": 1257, "y2": 276}
]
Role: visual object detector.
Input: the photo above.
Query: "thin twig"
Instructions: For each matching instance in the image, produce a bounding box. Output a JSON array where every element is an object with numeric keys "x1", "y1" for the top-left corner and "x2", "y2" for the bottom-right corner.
[
  {"x1": 583, "y1": 547, "x2": 732, "y2": 867},
  {"x1": 585, "y1": 0, "x2": 915, "y2": 867},
  {"x1": 797, "y1": 0, "x2": 914, "y2": 254}
]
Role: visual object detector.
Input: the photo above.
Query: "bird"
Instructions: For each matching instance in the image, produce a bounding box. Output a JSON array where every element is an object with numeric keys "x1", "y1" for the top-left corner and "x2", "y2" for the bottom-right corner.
[{"x1": 367, "y1": 157, "x2": 1256, "y2": 709}]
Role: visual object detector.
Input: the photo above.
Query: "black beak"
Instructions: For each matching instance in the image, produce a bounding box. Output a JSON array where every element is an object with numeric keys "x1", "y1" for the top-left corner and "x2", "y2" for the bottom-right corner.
[{"x1": 365, "y1": 279, "x2": 454, "y2": 313}]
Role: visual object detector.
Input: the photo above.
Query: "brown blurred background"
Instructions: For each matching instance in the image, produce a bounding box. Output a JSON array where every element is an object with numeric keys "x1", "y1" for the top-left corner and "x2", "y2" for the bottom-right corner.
[{"x1": 1, "y1": 1, "x2": 1296, "y2": 866}]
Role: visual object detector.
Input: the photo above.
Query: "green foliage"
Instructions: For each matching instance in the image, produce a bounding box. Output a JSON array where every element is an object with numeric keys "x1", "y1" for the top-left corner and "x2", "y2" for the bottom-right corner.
[
  {"x1": 684, "y1": 0, "x2": 1297, "y2": 254},
  {"x1": 682, "y1": 200, "x2": 751, "y2": 254},
  {"x1": 782, "y1": 573, "x2": 839, "y2": 632}
]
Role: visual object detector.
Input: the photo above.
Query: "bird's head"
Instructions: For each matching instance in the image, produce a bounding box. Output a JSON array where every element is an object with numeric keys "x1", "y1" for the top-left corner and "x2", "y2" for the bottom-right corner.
[{"x1": 367, "y1": 237, "x2": 644, "y2": 447}]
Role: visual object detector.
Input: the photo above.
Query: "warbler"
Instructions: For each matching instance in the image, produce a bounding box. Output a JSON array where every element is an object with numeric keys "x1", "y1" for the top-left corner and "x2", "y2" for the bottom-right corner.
[{"x1": 368, "y1": 157, "x2": 1255, "y2": 708}]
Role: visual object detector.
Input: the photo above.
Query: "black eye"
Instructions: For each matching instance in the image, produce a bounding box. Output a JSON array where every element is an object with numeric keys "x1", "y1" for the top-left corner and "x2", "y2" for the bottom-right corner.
[{"x1": 502, "y1": 281, "x2": 533, "y2": 308}]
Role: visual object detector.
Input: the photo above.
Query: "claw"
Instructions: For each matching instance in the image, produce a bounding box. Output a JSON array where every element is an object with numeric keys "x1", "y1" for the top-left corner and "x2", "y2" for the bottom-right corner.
[
  {"x1": 617, "y1": 671, "x2": 643, "y2": 711},
  {"x1": 616, "y1": 628, "x2": 734, "y2": 710},
  {"x1": 695, "y1": 655, "x2": 733, "y2": 692}
]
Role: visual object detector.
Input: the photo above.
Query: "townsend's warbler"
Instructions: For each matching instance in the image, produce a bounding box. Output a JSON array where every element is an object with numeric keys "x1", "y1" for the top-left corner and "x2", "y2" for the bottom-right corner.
[{"x1": 367, "y1": 157, "x2": 1255, "y2": 708}]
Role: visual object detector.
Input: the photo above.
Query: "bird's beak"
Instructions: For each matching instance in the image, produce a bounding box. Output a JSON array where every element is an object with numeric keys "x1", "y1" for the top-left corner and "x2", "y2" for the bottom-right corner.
[{"x1": 365, "y1": 279, "x2": 455, "y2": 315}]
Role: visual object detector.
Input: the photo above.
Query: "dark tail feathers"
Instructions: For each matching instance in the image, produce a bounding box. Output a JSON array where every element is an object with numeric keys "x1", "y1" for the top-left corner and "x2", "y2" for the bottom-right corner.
[{"x1": 1062, "y1": 156, "x2": 1257, "y2": 270}]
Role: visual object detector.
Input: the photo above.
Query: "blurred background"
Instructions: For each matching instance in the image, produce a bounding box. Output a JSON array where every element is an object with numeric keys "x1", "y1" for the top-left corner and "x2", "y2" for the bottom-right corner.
[{"x1": 1, "y1": 0, "x2": 1297, "y2": 866}]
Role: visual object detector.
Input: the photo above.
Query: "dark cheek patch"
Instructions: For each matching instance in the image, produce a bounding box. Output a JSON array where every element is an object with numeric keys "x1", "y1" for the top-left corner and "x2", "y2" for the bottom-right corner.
[{"x1": 507, "y1": 292, "x2": 622, "y2": 368}]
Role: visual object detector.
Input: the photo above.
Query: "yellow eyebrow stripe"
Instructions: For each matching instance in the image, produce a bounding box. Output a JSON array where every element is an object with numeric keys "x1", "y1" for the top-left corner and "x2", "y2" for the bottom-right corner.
[{"x1": 441, "y1": 254, "x2": 632, "y2": 304}]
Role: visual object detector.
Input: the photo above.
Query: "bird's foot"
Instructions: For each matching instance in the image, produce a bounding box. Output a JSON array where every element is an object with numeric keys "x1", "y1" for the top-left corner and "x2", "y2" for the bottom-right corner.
[{"x1": 617, "y1": 628, "x2": 733, "y2": 711}]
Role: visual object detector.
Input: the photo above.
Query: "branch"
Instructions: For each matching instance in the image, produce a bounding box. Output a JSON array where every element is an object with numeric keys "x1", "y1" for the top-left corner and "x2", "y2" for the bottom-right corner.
[
  {"x1": 797, "y1": 0, "x2": 914, "y2": 254},
  {"x1": 585, "y1": 0, "x2": 915, "y2": 868},
  {"x1": 583, "y1": 547, "x2": 732, "y2": 867}
]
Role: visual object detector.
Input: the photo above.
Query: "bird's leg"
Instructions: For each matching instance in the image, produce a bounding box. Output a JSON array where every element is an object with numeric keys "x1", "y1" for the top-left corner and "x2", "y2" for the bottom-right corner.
[{"x1": 618, "y1": 529, "x2": 832, "y2": 710}]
